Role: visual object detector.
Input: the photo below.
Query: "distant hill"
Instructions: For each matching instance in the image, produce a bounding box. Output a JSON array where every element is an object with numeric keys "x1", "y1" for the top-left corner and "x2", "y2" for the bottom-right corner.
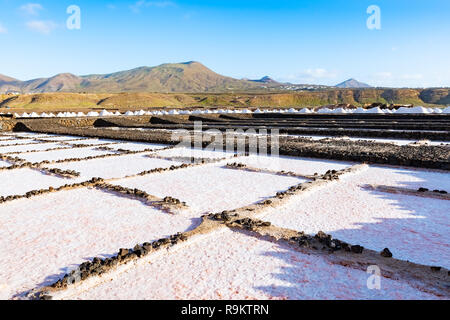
[
  {"x1": 0, "y1": 62, "x2": 277, "y2": 94},
  {"x1": 250, "y1": 76, "x2": 279, "y2": 84},
  {"x1": 0, "y1": 74, "x2": 18, "y2": 83},
  {"x1": 2, "y1": 88, "x2": 449, "y2": 113},
  {"x1": 336, "y1": 79, "x2": 371, "y2": 88}
]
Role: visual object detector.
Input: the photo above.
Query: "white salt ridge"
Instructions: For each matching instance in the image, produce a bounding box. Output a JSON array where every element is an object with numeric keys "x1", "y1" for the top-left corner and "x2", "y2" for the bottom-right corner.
[
  {"x1": 365, "y1": 107, "x2": 385, "y2": 114},
  {"x1": 71, "y1": 229, "x2": 440, "y2": 300},
  {"x1": 259, "y1": 165, "x2": 450, "y2": 268},
  {"x1": 396, "y1": 106, "x2": 429, "y2": 114},
  {"x1": 332, "y1": 107, "x2": 348, "y2": 114},
  {"x1": 0, "y1": 188, "x2": 198, "y2": 299},
  {"x1": 353, "y1": 107, "x2": 367, "y2": 114},
  {"x1": 14, "y1": 106, "x2": 448, "y2": 117}
]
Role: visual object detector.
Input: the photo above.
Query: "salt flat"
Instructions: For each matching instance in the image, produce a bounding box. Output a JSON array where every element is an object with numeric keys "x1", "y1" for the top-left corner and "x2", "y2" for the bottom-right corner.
[
  {"x1": 0, "y1": 139, "x2": 37, "y2": 146},
  {"x1": 115, "y1": 163, "x2": 302, "y2": 214},
  {"x1": 18, "y1": 146, "x2": 116, "y2": 163},
  {"x1": 155, "y1": 147, "x2": 236, "y2": 159},
  {"x1": 70, "y1": 229, "x2": 440, "y2": 300},
  {"x1": 0, "y1": 168, "x2": 75, "y2": 197},
  {"x1": 0, "y1": 188, "x2": 197, "y2": 300},
  {"x1": 259, "y1": 166, "x2": 450, "y2": 268},
  {"x1": 238, "y1": 155, "x2": 352, "y2": 175},
  {"x1": 293, "y1": 135, "x2": 449, "y2": 146},
  {"x1": 0, "y1": 142, "x2": 68, "y2": 154},
  {"x1": 358, "y1": 165, "x2": 450, "y2": 191},
  {"x1": 37, "y1": 135, "x2": 85, "y2": 141},
  {"x1": 65, "y1": 138, "x2": 118, "y2": 145},
  {"x1": 0, "y1": 131, "x2": 447, "y2": 301},
  {"x1": 48, "y1": 154, "x2": 181, "y2": 180},
  {"x1": 108, "y1": 142, "x2": 168, "y2": 152}
]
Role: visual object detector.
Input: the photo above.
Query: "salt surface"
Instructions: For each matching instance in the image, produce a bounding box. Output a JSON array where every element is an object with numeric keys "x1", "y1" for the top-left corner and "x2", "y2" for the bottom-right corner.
[
  {"x1": 108, "y1": 142, "x2": 168, "y2": 152},
  {"x1": 0, "y1": 142, "x2": 68, "y2": 154},
  {"x1": 115, "y1": 164, "x2": 302, "y2": 214},
  {"x1": 38, "y1": 135, "x2": 84, "y2": 141},
  {"x1": 0, "y1": 160, "x2": 11, "y2": 168},
  {"x1": 18, "y1": 147, "x2": 116, "y2": 163},
  {"x1": 0, "y1": 139, "x2": 37, "y2": 146},
  {"x1": 0, "y1": 168, "x2": 73, "y2": 197},
  {"x1": 66, "y1": 138, "x2": 118, "y2": 146},
  {"x1": 48, "y1": 154, "x2": 181, "y2": 180},
  {"x1": 238, "y1": 155, "x2": 352, "y2": 175},
  {"x1": 259, "y1": 166, "x2": 450, "y2": 268},
  {"x1": 155, "y1": 147, "x2": 236, "y2": 159},
  {"x1": 292, "y1": 135, "x2": 449, "y2": 146},
  {"x1": 71, "y1": 229, "x2": 440, "y2": 300},
  {"x1": 0, "y1": 188, "x2": 197, "y2": 299}
]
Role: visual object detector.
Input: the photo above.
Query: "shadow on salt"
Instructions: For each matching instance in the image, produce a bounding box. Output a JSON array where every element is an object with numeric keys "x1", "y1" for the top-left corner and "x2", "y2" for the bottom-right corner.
[{"x1": 258, "y1": 166, "x2": 450, "y2": 268}]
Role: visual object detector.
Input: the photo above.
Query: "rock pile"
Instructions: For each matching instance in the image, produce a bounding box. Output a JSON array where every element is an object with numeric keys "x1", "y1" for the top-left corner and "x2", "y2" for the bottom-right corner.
[
  {"x1": 417, "y1": 187, "x2": 448, "y2": 194},
  {"x1": 380, "y1": 248, "x2": 393, "y2": 258}
]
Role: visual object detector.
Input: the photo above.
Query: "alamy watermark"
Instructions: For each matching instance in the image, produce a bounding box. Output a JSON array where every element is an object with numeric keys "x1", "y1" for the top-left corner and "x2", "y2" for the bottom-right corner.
[
  {"x1": 66, "y1": 5, "x2": 81, "y2": 30},
  {"x1": 171, "y1": 121, "x2": 280, "y2": 163},
  {"x1": 367, "y1": 265, "x2": 381, "y2": 290},
  {"x1": 367, "y1": 5, "x2": 381, "y2": 30}
]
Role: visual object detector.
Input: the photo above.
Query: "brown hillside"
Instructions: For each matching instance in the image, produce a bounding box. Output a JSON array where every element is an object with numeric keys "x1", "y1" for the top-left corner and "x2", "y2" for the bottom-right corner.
[{"x1": 1, "y1": 89, "x2": 448, "y2": 113}]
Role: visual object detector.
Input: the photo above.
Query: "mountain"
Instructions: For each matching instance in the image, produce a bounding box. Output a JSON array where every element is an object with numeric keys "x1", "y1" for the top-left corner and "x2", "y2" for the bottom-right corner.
[
  {"x1": 0, "y1": 61, "x2": 277, "y2": 94},
  {"x1": 21, "y1": 73, "x2": 84, "y2": 92},
  {"x1": 336, "y1": 79, "x2": 371, "y2": 88},
  {"x1": 80, "y1": 61, "x2": 268, "y2": 93},
  {"x1": 250, "y1": 76, "x2": 279, "y2": 84},
  {"x1": 0, "y1": 74, "x2": 18, "y2": 83}
]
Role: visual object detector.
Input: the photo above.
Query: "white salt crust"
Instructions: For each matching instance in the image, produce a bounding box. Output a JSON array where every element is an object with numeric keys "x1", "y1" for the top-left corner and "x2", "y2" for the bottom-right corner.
[
  {"x1": 259, "y1": 166, "x2": 450, "y2": 268},
  {"x1": 0, "y1": 139, "x2": 37, "y2": 146},
  {"x1": 0, "y1": 168, "x2": 74, "y2": 197},
  {"x1": 48, "y1": 154, "x2": 181, "y2": 180},
  {"x1": 238, "y1": 155, "x2": 353, "y2": 175},
  {"x1": 0, "y1": 188, "x2": 197, "y2": 299},
  {"x1": 70, "y1": 229, "x2": 441, "y2": 300},
  {"x1": 18, "y1": 147, "x2": 116, "y2": 163},
  {"x1": 0, "y1": 142, "x2": 68, "y2": 154},
  {"x1": 108, "y1": 142, "x2": 168, "y2": 152},
  {"x1": 115, "y1": 164, "x2": 303, "y2": 214}
]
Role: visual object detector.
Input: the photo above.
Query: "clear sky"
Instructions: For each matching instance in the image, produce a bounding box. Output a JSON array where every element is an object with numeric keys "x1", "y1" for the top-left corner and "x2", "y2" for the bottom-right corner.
[{"x1": 0, "y1": 0, "x2": 449, "y2": 87}]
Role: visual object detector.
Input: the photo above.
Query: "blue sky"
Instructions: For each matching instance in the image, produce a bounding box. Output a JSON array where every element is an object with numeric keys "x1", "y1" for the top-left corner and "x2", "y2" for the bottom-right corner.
[{"x1": 0, "y1": 0, "x2": 449, "y2": 87}]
